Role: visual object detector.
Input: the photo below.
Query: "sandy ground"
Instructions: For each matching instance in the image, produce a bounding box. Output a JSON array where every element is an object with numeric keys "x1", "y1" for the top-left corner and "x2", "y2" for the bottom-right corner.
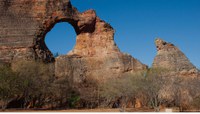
[{"x1": 1, "y1": 108, "x2": 154, "y2": 112}]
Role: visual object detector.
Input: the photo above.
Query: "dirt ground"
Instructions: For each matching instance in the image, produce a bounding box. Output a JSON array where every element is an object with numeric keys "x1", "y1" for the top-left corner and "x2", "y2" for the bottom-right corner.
[
  {"x1": 5, "y1": 107, "x2": 200, "y2": 112},
  {"x1": 1, "y1": 108, "x2": 154, "y2": 112}
]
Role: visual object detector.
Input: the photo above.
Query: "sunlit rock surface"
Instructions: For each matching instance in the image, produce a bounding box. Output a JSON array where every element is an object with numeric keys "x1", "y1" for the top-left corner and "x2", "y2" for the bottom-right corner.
[
  {"x1": 153, "y1": 38, "x2": 199, "y2": 77},
  {"x1": 0, "y1": 0, "x2": 147, "y2": 83}
]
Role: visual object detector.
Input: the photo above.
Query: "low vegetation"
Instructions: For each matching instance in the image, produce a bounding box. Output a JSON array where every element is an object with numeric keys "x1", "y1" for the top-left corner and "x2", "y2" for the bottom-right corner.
[
  {"x1": 99, "y1": 68, "x2": 170, "y2": 112},
  {"x1": 0, "y1": 62, "x2": 200, "y2": 112},
  {"x1": 99, "y1": 68, "x2": 200, "y2": 112}
]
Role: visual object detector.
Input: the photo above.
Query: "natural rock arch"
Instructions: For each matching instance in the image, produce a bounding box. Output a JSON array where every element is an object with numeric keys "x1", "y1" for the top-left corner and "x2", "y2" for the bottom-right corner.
[
  {"x1": 32, "y1": 5, "x2": 97, "y2": 62},
  {"x1": 0, "y1": 0, "x2": 97, "y2": 63},
  {"x1": 0, "y1": 0, "x2": 147, "y2": 82},
  {"x1": 1, "y1": 0, "x2": 199, "y2": 109},
  {"x1": 34, "y1": 19, "x2": 79, "y2": 62}
]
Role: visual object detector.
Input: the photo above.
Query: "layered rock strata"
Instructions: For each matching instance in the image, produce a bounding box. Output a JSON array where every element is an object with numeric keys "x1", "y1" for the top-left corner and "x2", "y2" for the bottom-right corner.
[
  {"x1": 0, "y1": 0, "x2": 147, "y2": 83},
  {"x1": 152, "y1": 38, "x2": 200, "y2": 108},
  {"x1": 55, "y1": 12, "x2": 147, "y2": 83},
  {"x1": 153, "y1": 38, "x2": 199, "y2": 77}
]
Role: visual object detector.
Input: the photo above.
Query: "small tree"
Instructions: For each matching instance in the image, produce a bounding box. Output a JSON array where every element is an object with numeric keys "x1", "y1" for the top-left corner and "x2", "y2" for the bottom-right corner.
[
  {"x1": 141, "y1": 68, "x2": 169, "y2": 112},
  {"x1": 51, "y1": 76, "x2": 79, "y2": 109},
  {"x1": 171, "y1": 76, "x2": 200, "y2": 111},
  {"x1": 12, "y1": 60, "x2": 55, "y2": 108},
  {"x1": 191, "y1": 96, "x2": 200, "y2": 111},
  {"x1": 99, "y1": 72, "x2": 145, "y2": 111},
  {"x1": 0, "y1": 65, "x2": 20, "y2": 111},
  {"x1": 184, "y1": 77, "x2": 200, "y2": 111}
]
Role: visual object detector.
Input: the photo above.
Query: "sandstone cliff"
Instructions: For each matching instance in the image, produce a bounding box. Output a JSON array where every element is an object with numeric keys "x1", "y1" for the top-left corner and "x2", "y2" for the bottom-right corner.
[
  {"x1": 0, "y1": 0, "x2": 147, "y2": 83},
  {"x1": 153, "y1": 38, "x2": 199, "y2": 77},
  {"x1": 55, "y1": 11, "x2": 147, "y2": 83},
  {"x1": 152, "y1": 38, "x2": 200, "y2": 108},
  {"x1": 1, "y1": 0, "x2": 200, "y2": 110}
]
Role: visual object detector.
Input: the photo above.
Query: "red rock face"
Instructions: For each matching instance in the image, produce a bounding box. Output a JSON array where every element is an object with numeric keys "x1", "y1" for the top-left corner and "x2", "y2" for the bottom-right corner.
[
  {"x1": 1, "y1": 0, "x2": 200, "y2": 109},
  {"x1": 0, "y1": 0, "x2": 100, "y2": 62},
  {"x1": 0, "y1": 0, "x2": 147, "y2": 82},
  {"x1": 54, "y1": 8, "x2": 147, "y2": 83}
]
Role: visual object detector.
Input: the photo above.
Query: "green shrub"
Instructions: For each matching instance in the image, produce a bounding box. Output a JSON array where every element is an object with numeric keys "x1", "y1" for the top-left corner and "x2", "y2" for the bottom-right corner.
[
  {"x1": 0, "y1": 65, "x2": 20, "y2": 110},
  {"x1": 12, "y1": 60, "x2": 55, "y2": 108}
]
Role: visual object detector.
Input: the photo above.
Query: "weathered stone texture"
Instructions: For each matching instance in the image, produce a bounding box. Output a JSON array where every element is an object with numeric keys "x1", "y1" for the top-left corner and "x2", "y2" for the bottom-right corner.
[
  {"x1": 0, "y1": 0, "x2": 147, "y2": 82},
  {"x1": 55, "y1": 13, "x2": 147, "y2": 82},
  {"x1": 0, "y1": 0, "x2": 69, "y2": 62},
  {"x1": 1, "y1": 0, "x2": 200, "y2": 109},
  {"x1": 55, "y1": 53, "x2": 147, "y2": 83},
  {"x1": 152, "y1": 38, "x2": 200, "y2": 108},
  {"x1": 153, "y1": 38, "x2": 199, "y2": 76}
]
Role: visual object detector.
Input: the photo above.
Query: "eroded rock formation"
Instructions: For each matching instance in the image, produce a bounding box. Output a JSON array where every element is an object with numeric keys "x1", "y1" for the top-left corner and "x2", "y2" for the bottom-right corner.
[
  {"x1": 153, "y1": 38, "x2": 199, "y2": 77},
  {"x1": 153, "y1": 38, "x2": 200, "y2": 108},
  {"x1": 1, "y1": 0, "x2": 200, "y2": 110},
  {"x1": 0, "y1": 0, "x2": 147, "y2": 83},
  {"x1": 54, "y1": 10, "x2": 148, "y2": 83}
]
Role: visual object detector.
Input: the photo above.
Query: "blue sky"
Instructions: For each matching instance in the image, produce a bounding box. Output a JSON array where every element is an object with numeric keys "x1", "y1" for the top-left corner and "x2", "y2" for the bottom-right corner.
[{"x1": 45, "y1": 0, "x2": 200, "y2": 68}]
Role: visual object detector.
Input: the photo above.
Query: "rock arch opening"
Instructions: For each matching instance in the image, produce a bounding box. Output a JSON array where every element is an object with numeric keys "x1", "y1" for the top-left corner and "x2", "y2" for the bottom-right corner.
[
  {"x1": 45, "y1": 22, "x2": 76, "y2": 57},
  {"x1": 32, "y1": 10, "x2": 97, "y2": 63},
  {"x1": 33, "y1": 19, "x2": 79, "y2": 63}
]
